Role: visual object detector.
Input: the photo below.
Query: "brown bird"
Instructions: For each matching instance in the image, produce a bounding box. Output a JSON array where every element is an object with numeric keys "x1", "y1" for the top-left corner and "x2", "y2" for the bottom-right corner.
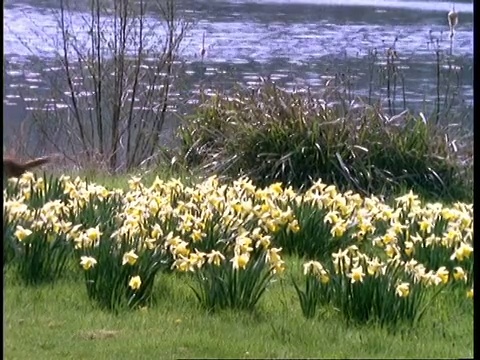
[
  {"x1": 3, "y1": 156, "x2": 52, "y2": 178},
  {"x1": 448, "y1": 6, "x2": 458, "y2": 38}
]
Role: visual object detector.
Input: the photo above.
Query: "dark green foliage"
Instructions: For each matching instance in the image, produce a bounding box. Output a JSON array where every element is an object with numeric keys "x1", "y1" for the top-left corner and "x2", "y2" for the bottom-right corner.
[
  {"x1": 179, "y1": 83, "x2": 472, "y2": 202},
  {"x1": 78, "y1": 233, "x2": 170, "y2": 313},
  {"x1": 14, "y1": 229, "x2": 72, "y2": 286},
  {"x1": 189, "y1": 252, "x2": 274, "y2": 312}
]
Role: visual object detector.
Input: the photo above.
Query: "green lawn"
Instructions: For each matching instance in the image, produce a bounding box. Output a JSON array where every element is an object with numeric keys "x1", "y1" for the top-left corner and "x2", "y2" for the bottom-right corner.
[{"x1": 4, "y1": 260, "x2": 473, "y2": 360}]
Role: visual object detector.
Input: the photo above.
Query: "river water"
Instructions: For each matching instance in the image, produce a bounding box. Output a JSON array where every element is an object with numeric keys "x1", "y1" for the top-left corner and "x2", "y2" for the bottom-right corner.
[{"x1": 3, "y1": 0, "x2": 474, "y2": 149}]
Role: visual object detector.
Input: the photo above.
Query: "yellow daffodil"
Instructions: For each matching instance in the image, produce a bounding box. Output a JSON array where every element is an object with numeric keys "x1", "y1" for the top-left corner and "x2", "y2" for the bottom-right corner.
[
  {"x1": 390, "y1": 220, "x2": 407, "y2": 235},
  {"x1": 330, "y1": 220, "x2": 348, "y2": 238},
  {"x1": 435, "y1": 266, "x2": 449, "y2": 284},
  {"x1": 319, "y1": 272, "x2": 330, "y2": 284},
  {"x1": 303, "y1": 261, "x2": 323, "y2": 276},
  {"x1": 269, "y1": 182, "x2": 283, "y2": 195},
  {"x1": 188, "y1": 250, "x2": 206, "y2": 269},
  {"x1": 172, "y1": 256, "x2": 193, "y2": 272},
  {"x1": 324, "y1": 211, "x2": 340, "y2": 225},
  {"x1": 418, "y1": 217, "x2": 433, "y2": 234},
  {"x1": 395, "y1": 190, "x2": 419, "y2": 209},
  {"x1": 288, "y1": 219, "x2": 300, "y2": 233},
  {"x1": 151, "y1": 224, "x2": 163, "y2": 239},
  {"x1": 441, "y1": 208, "x2": 458, "y2": 221},
  {"x1": 458, "y1": 214, "x2": 472, "y2": 229},
  {"x1": 450, "y1": 242, "x2": 473, "y2": 261},
  {"x1": 236, "y1": 235, "x2": 254, "y2": 253},
  {"x1": 128, "y1": 275, "x2": 142, "y2": 291},
  {"x1": 165, "y1": 232, "x2": 182, "y2": 248},
  {"x1": 171, "y1": 241, "x2": 190, "y2": 257},
  {"x1": 80, "y1": 256, "x2": 97, "y2": 270},
  {"x1": 404, "y1": 241, "x2": 415, "y2": 256},
  {"x1": 206, "y1": 250, "x2": 226, "y2": 266},
  {"x1": 382, "y1": 230, "x2": 397, "y2": 245},
  {"x1": 14, "y1": 225, "x2": 33, "y2": 241},
  {"x1": 395, "y1": 282, "x2": 410, "y2": 297},
  {"x1": 303, "y1": 260, "x2": 331, "y2": 284},
  {"x1": 272, "y1": 260, "x2": 286, "y2": 275},
  {"x1": 128, "y1": 176, "x2": 143, "y2": 191},
  {"x1": 144, "y1": 238, "x2": 157, "y2": 250},
  {"x1": 255, "y1": 234, "x2": 272, "y2": 249},
  {"x1": 122, "y1": 250, "x2": 139, "y2": 266},
  {"x1": 466, "y1": 288, "x2": 473, "y2": 299},
  {"x1": 190, "y1": 229, "x2": 205, "y2": 243},
  {"x1": 266, "y1": 247, "x2": 282, "y2": 264},
  {"x1": 231, "y1": 253, "x2": 250, "y2": 270},
  {"x1": 347, "y1": 265, "x2": 365, "y2": 284},
  {"x1": 453, "y1": 267, "x2": 467, "y2": 282},
  {"x1": 85, "y1": 226, "x2": 102, "y2": 242},
  {"x1": 367, "y1": 257, "x2": 383, "y2": 276},
  {"x1": 384, "y1": 244, "x2": 398, "y2": 258}
]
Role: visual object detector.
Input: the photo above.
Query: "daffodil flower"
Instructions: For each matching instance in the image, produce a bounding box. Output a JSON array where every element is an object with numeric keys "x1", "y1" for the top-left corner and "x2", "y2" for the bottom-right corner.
[
  {"x1": 206, "y1": 250, "x2": 225, "y2": 266},
  {"x1": 122, "y1": 250, "x2": 139, "y2": 266},
  {"x1": 347, "y1": 265, "x2": 365, "y2": 284},
  {"x1": 129, "y1": 275, "x2": 142, "y2": 291},
  {"x1": 435, "y1": 266, "x2": 449, "y2": 284},
  {"x1": 85, "y1": 226, "x2": 102, "y2": 242},
  {"x1": 367, "y1": 257, "x2": 383, "y2": 276},
  {"x1": 450, "y1": 242, "x2": 473, "y2": 261},
  {"x1": 453, "y1": 267, "x2": 467, "y2": 282},
  {"x1": 266, "y1": 247, "x2": 282, "y2": 264},
  {"x1": 466, "y1": 288, "x2": 473, "y2": 299},
  {"x1": 231, "y1": 253, "x2": 250, "y2": 270},
  {"x1": 80, "y1": 256, "x2": 97, "y2": 270},
  {"x1": 395, "y1": 282, "x2": 410, "y2": 297},
  {"x1": 14, "y1": 225, "x2": 33, "y2": 242},
  {"x1": 288, "y1": 219, "x2": 300, "y2": 233}
]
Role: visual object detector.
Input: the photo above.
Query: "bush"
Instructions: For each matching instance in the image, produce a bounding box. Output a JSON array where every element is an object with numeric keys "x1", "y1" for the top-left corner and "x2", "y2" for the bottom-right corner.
[{"x1": 179, "y1": 82, "x2": 472, "y2": 202}]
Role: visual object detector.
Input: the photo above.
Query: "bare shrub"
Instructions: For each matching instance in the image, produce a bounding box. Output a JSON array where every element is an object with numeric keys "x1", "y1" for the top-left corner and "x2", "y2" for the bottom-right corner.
[{"x1": 14, "y1": 0, "x2": 191, "y2": 172}]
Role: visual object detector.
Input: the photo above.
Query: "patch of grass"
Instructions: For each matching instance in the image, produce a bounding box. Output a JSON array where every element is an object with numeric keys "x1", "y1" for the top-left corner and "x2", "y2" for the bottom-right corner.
[
  {"x1": 5, "y1": 257, "x2": 473, "y2": 360},
  {"x1": 47, "y1": 161, "x2": 200, "y2": 191}
]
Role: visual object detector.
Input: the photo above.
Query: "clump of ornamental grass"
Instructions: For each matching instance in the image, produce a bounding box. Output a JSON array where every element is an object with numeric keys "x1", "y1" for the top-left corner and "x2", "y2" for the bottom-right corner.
[
  {"x1": 291, "y1": 186, "x2": 475, "y2": 327},
  {"x1": 4, "y1": 172, "x2": 68, "y2": 208},
  {"x1": 273, "y1": 181, "x2": 367, "y2": 261},
  {"x1": 76, "y1": 228, "x2": 170, "y2": 312},
  {"x1": 165, "y1": 177, "x2": 299, "y2": 311},
  {"x1": 292, "y1": 260, "x2": 332, "y2": 319},
  {"x1": 65, "y1": 183, "x2": 170, "y2": 312},
  {"x1": 3, "y1": 174, "x2": 76, "y2": 284},
  {"x1": 295, "y1": 247, "x2": 448, "y2": 330},
  {"x1": 4, "y1": 201, "x2": 74, "y2": 285},
  {"x1": 163, "y1": 177, "x2": 289, "y2": 311},
  {"x1": 11, "y1": 223, "x2": 72, "y2": 286},
  {"x1": 182, "y1": 243, "x2": 283, "y2": 312},
  {"x1": 179, "y1": 82, "x2": 472, "y2": 202},
  {"x1": 370, "y1": 191, "x2": 474, "y2": 293}
]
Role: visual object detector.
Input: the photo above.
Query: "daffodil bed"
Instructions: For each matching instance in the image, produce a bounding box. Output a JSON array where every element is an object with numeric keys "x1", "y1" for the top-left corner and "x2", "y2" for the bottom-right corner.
[{"x1": 4, "y1": 172, "x2": 473, "y2": 330}]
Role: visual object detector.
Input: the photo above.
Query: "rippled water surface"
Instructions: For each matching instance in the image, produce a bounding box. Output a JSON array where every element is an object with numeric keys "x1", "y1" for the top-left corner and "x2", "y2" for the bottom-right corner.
[{"x1": 4, "y1": 0, "x2": 474, "y2": 144}]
